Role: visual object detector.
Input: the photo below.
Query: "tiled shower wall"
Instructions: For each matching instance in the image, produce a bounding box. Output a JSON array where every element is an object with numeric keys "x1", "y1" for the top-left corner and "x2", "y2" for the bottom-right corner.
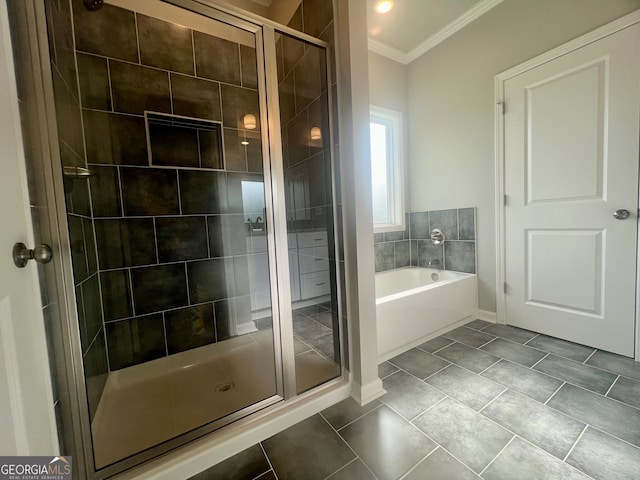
[
  {"x1": 70, "y1": 0, "x2": 344, "y2": 373},
  {"x1": 47, "y1": 0, "x2": 109, "y2": 423},
  {"x1": 69, "y1": 0, "x2": 267, "y2": 373},
  {"x1": 374, "y1": 208, "x2": 476, "y2": 274}
]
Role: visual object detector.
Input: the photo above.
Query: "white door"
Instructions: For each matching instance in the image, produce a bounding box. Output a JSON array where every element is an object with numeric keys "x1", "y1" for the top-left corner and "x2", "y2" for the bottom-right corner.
[
  {"x1": 0, "y1": 1, "x2": 58, "y2": 454},
  {"x1": 504, "y1": 24, "x2": 640, "y2": 357}
]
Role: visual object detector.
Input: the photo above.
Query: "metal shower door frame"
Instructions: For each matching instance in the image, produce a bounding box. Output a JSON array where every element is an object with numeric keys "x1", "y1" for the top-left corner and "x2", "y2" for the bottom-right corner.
[{"x1": 18, "y1": 0, "x2": 344, "y2": 478}]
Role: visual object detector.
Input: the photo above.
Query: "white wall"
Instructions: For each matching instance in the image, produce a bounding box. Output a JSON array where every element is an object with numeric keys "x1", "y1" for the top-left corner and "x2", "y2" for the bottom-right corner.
[
  {"x1": 368, "y1": 51, "x2": 407, "y2": 113},
  {"x1": 406, "y1": 0, "x2": 640, "y2": 313}
]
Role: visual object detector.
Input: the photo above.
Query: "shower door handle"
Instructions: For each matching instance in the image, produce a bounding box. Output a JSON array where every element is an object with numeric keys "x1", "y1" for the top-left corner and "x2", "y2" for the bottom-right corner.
[{"x1": 12, "y1": 242, "x2": 53, "y2": 268}]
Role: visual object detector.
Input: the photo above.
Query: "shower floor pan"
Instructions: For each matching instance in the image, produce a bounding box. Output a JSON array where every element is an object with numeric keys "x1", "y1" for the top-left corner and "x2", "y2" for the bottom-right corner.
[{"x1": 91, "y1": 330, "x2": 339, "y2": 468}]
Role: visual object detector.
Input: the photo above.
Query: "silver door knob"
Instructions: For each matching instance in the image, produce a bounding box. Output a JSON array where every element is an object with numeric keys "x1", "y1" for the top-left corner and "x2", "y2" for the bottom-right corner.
[
  {"x1": 12, "y1": 242, "x2": 53, "y2": 268},
  {"x1": 613, "y1": 209, "x2": 630, "y2": 220}
]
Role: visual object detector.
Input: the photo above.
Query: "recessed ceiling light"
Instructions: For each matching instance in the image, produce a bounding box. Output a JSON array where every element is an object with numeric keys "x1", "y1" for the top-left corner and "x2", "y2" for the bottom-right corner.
[{"x1": 375, "y1": 0, "x2": 393, "y2": 14}]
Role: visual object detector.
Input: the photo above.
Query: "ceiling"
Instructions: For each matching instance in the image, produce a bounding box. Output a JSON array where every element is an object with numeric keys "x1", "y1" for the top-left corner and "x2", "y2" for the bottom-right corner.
[{"x1": 367, "y1": 0, "x2": 503, "y2": 64}]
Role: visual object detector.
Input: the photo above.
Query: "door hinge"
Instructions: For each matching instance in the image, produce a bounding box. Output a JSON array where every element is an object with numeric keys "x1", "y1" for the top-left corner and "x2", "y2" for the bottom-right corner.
[
  {"x1": 498, "y1": 101, "x2": 505, "y2": 114},
  {"x1": 503, "y1": 194, "x2": 508, "y2": 206},
  {"x1": 503, "y1": 282, "x2": 508, "y2": 294}
]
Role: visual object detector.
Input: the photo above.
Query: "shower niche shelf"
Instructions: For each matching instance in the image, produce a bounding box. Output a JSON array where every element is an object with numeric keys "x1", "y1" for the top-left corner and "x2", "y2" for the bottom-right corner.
[{"x1": 145, "y1": 111, "x2": 224, "y2": 170}]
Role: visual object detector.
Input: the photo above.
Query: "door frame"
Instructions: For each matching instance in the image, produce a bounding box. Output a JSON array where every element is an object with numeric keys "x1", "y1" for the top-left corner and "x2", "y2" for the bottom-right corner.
[{"x1": 494, "y1": 9, "x2": 640, "y2": 359}]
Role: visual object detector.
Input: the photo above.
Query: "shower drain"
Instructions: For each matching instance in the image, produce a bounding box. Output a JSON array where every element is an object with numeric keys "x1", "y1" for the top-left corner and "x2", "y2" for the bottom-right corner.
[{"x1": 215, "y1": 382, "x2": 234, "y2": 392}]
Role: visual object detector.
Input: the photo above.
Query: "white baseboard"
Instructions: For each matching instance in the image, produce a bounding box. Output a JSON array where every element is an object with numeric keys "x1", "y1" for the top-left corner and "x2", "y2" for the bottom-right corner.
[
  {"x1": 236, "y1": 321, "x2": 258, "y2": 335},
  {"x1": 351, "y1": 378, "x2": 386, "y2": 406},
  {"x1": 477, "y1": 310, "x2": 497, "y2": 322}
]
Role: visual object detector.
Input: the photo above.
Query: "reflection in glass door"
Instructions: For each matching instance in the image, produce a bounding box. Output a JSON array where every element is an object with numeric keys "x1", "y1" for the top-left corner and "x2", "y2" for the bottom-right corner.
[
  {"x1": 56, "y1": 0, "x2": 284, "y2": 471},
  {"x1": 275, "y1": 33, "x2": 342, "y2": 393}
]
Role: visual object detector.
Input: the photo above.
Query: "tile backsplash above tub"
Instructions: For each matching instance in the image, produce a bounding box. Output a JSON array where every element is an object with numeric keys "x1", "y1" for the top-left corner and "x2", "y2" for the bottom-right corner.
[{"x1": 374, "y1": 208, "x2": 476, "y2": 274}]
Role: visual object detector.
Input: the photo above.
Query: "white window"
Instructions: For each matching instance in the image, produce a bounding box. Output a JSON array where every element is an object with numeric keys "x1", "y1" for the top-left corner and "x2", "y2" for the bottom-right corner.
[{"x1": 370, "y1": 105, "x2": 404, "y2": 232}]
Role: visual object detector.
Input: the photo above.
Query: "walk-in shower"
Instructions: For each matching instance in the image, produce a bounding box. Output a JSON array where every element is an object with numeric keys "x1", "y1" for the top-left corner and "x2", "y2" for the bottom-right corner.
[{"x1": 11, "y1": 0, "x2": 344, "y2": 477}]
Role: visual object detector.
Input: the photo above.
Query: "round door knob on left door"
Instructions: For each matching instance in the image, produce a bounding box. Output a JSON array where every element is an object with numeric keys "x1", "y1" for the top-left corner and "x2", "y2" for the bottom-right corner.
[{"x1": 12, "y1": 242, "x2": 53, "y2": 268}]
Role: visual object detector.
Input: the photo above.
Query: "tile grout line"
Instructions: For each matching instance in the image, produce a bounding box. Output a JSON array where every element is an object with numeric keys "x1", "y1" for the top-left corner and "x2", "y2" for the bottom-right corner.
[
  {"x1": 421, "y1": 363, "x2": 452, "y2": 381},
  {"x1": 478, "y1": 387, "x2": 508, "y2": 413},
  {"x1": 543, "y1": 381, "x2": 566, "y2": 405},
  {"x1": 127, "y1": 267, "x2": 136, "y2": 317},
  {"x1": 258, "y1": 443, "x2": 280, "y2": 480},
  {"x1": 476, "y1": 336, "x2": 498, "y2": 349},
  {"x1": 407, "y1": 395, "x2": 449, "y2": 423},
  {"x1": 318, "y1": 412, "x2": 381, "y2": 480},
  {"x1": 106, "y1": 57, "x2": 114, "y2": 112},
  {"x1": 529, "y1": 352, "x2": 550, "y2": 369},
  {"x1": 408, "y1": 443, "x2": 482, "y2": 480},
  {"x1": 396, "y1": 445, "x2": 439, "y2": 480},
  {"x1": 383, "y1": 362, "x2": 439, "y2": 385},
  {"x1": 526, "y1": 350, "x2": 627, "y2": 390},
  {"x1": 557, "y1": 379, "x2": 640, "y2": 412},
  {"x1": 582, "y1": 349, "x2": 598, "y2": 365},
  {"x1": 133, "y1": 12, "x2": 142, "y2": 64},
  {"x1": 190, "y1": 30, "x2": 197, "y2": 77},
  {"x1": 374, "y1": 399, "x2": 443, "y2": 449},
  {"x1": 604, "y1": 375, "x2": 620, "y2": 397},
  {"x1": 562, "y1": 424, "x2": 589, "y2": 462},
  {"x1": 522, "y1": 333, "x2": 540, "y2": 346},
  {"x1": 378, "y1": 370, "x2": 398, "y2": 380},
  {"x1": 425, "y1": 341, "x2": 455, "y2": 355},
  {"x1": 320, "y1": 458, "x2": 358, "y2": 480},
  {"x1": 479, "y1": 435, "x2": 516, "y2": 476},
  {"x1": 513, "y1": 434, "x2": 599, "y2": 480},
  {"x1": 73, "y1": 49, "x2": 258, "y2": 92},
  {"x1": 167, "y1": 69, "x2": 174, "y2": 114},
  {"x1": 541, "y1": 387, "x2": 640, "y2": 451},
  {"x1": 161, "y1": 313, "x2": 168, "y2": 356},
  {"x1": 477, "y1": 358, "x2": 502, "y2": 376},
  {"x1": 586, "y1": 425, "x2": 640, "y2": 453}
]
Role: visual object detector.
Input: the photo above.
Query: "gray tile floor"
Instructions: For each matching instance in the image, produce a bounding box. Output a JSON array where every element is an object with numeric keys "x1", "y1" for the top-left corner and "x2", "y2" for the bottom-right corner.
[{"x1": 190, "y1": 320, "x2": 640, "y2": 480}]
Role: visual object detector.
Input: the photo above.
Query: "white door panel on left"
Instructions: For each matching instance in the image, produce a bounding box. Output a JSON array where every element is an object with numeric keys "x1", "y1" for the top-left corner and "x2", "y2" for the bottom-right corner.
[{"x1": 0, "y1": 0, "x2": 58, "y2": 455}]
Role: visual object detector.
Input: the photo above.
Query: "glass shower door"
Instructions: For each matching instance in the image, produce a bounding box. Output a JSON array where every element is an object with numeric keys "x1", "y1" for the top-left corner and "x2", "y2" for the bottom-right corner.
[
  {"x1": 274, "y1": 32, "x2": 342, "y2": 393},
  {"x1": 57, "y1": 0, "x2": 283, "y2": 470}
]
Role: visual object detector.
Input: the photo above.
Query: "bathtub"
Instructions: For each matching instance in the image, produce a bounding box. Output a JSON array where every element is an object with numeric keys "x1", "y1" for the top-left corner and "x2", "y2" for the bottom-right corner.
[{"x1": 376, "y1": 267, "x2": 478, "y2": 361}]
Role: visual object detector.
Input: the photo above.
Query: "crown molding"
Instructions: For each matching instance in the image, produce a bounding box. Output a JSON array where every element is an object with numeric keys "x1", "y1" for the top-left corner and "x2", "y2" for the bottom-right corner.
[
  {"x1": 367, "y1": 37, "x2": 409, "y2": 64},
  {"x1": 368, "y1": 0, "x2": 504, "y2": 65},
  {"x1": 406, "y1": 0, "x2": 503, "y2": 62}
]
